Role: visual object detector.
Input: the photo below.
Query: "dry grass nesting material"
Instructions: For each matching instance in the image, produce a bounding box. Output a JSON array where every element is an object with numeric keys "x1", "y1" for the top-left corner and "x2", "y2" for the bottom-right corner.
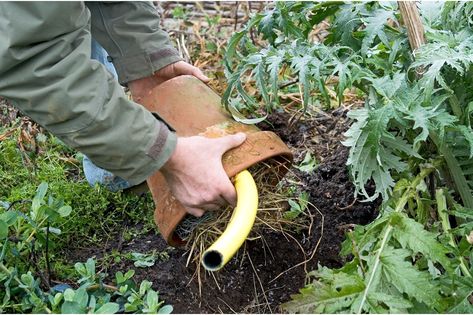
[{"x1": 173, "y1": 158, "x2": 307, "y2": 267}]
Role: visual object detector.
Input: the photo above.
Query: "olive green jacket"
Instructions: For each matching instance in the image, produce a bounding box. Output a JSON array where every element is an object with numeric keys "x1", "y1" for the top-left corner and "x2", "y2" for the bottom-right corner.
[{"x1": 0, "y1": 2, "x2": 182, "y2": 185}]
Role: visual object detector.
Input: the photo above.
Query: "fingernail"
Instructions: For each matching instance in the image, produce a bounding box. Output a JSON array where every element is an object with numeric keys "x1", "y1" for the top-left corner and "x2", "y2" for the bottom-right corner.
[{"x1": 235, "y1": 132, "x2": 246, "y2": 141}]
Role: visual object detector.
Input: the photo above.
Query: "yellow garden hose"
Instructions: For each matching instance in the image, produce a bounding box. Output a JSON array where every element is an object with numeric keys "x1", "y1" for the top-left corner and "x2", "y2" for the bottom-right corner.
[{"x1": 202, "y1": 170, "x2": 258, "y2": 271}]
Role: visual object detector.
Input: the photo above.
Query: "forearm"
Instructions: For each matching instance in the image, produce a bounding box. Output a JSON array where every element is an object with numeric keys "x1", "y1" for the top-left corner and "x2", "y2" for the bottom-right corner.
[
  {"x1": 0, "y1": 2, "x2": 176, "y2": 184},
  {"x1": 86, "y1": 1, "x2": 182, "y2": 85}
]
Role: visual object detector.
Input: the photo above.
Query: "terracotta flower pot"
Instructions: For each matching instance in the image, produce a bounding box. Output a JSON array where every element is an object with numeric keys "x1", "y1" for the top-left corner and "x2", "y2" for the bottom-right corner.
[{"x1": 140, "y1": 75, "x2": 292, "y2": 246}]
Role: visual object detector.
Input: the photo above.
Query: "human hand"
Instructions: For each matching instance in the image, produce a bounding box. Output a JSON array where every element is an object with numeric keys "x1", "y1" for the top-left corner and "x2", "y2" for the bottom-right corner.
[
  {"x1": 129, "y1": 61, "x2": 210, "y2": 103},
  {"x1": 160, "y1": 133, "x2": 247, "y2": 217}
]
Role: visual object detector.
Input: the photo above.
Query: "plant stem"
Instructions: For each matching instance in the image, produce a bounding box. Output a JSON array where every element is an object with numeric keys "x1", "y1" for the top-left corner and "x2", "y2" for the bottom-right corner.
[
  {"x1": 45, "y1": 221, "x2": 51, "y2": 287},
  {"x1": 429, "y1": 131, "x2": 473, "y2": 209},
  {"x1": 435, "y1": 189, "x2": 472, "y2": 278},
  {"x1": 357, "y1": 166, "x2": 435, "y2": 314},
  {"x1": 448, "y1": 95, "x2": 463, "y2": 120}
]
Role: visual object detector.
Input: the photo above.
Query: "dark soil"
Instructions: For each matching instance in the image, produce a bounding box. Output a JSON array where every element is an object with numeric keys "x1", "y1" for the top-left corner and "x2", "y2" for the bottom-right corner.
[
  {"x1": 1, "y1": 94, "x2": 379, "y2": 313},
  {"x1": 66, "y1": 107, "x2": 380, "y2": 313}
]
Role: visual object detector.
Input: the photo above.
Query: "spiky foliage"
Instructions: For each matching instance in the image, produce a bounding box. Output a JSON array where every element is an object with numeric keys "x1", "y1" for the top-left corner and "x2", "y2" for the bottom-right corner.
[{"x1": 225, "y1": 1, "x2": 473, "y2": 313}]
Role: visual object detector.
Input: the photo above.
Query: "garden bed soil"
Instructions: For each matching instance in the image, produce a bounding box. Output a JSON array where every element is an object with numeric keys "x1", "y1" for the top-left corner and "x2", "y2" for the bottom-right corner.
[{"x1": 67, "y1": 108, "x2": 380, "y2": 313}]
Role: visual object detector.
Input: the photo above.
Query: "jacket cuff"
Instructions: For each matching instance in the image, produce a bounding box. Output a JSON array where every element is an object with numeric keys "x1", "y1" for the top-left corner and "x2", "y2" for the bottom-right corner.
[
  {"x1": 128, "y1": 125, "x2": 177, "y2": 185},
  {"x1": 113, "y1": 46, "x2": 183, "y2": 85}
]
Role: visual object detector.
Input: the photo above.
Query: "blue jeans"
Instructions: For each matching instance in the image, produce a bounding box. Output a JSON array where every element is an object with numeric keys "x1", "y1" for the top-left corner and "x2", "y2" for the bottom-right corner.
[{"x1": 82, "y1": 39, "x2": 132, "y2": 192}]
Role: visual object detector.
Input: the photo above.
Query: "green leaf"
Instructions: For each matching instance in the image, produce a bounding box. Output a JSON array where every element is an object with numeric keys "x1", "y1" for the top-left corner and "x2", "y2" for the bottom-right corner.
[
  {"x1": 32, "y1": 182, "x2": 48, "y2": 213},
  {"x1": 226, "y1": 99, "x2": 267, "y2": 124},
  {"x1": 380, "y1": 247, "x2": 443, "y2": 311},
  {"x1": 390, "y1": 212, "x2": 453, "y2": 271},
  {"x1": 343, "y1": 104, "x2": 404, "y2": 201},
  {"x1": 411, "y1": 37, "x2": 473, "y2": 101},
  {"x1": 146, "y1": 290, "x2": 159, "y2": 313},
  {"x1": 282, "y1": 266, "x2": 365, "y2": 313},
  {"x1": 369, "y1": 72, "x2": 404, "y2": 99},
  {"x1": 41, "y1": 226, "x2": 61, "y2": 235},
  {"x1": 132, "y1": 252, "x2": 157, "y2": 268},
  {"x1": 266, "y1": 49, "x2": 285, "y2": 105},
  {"x1": 291, "y1": 54, "x2": 312, "y2": 109},
  {"x1": 361, "y1": 8, "x2": 396, "y2": 56},
  {"x1": 0, "y1": 211, "x2": 18, "y2": 226},
  {"x1": 140, "y1": 280, "x2": 152, "y2": 296},
  {"x1": 57, "y1": 205, "x2": 72, "y2": 218},
  {"x1": 85, "y1": 258, "x2": 96, "y2": 275},
  {"x1": 158, "y1": 305, "x2": 173, "y2": 314},
  {"x1": 296, "y1": 152, "x2": 318, "y2": 173},
  {"x1": 255, "y1": 62, "x2": 269, "y2": 105},
  {"x1": 367, "y1": 292, "x2": 413, "y2": 312},
  {"x1": 456, "y1": 125, "x2": 473, "y2": 158},
  {"x1": 0, "y1": 220, "x2": 8, "y2": 239},
  {"x1": 73, "y1": 287, "x2": 89, "y2": 307},
  {"x1": 225, "y1": 14, "x2": 263, "y2": 63},
  {"x1": 329, "y1": 3, "x2": 363, "y2": 48},
  {"x1": 95, "y1": 302, "x2": 119, "y2": 314},
  {"x1": 64, "y1": 288, "x2": 75, "y2": 302},
  {"x1": 123, "y1": 269, "x2": 135, "y2": 282},
  {"x1": 61, "y1": 301, "x2": 84, "y2": 314},
  {"x1": 288, "y1": 199, "x2": 301, "y2": 212}
]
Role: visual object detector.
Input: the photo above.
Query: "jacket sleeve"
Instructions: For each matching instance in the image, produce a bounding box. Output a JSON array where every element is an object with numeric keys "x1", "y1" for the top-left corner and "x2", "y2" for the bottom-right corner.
[
  {"x1": 86, "y1": 1, "x2": 183, "y2": 85},
  {"x1": 0, "y1": 2, "x2": 176, "y2": 185}
]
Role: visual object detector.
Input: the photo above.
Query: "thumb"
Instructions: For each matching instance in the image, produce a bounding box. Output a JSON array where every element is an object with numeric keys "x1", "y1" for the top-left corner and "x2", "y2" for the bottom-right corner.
[
  {"x1": 192, "y1": 68, "x2": 210, "y2": 83},
  {"x1": 214, "y1": 132, "x2": 247, "y2": 154}
]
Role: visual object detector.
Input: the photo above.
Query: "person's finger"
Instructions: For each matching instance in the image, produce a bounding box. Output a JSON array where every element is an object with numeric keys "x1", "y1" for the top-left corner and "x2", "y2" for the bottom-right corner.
[
  {"x1": 199, "y1": 202, "x2": 224, "y2": 211},
  {"x1": 185, "y1": 206, "x2": 205, "y2": 217},
  {"x1": 213, "y1": 132, "x2": 247, "y2": 155},
  {"x1": 219, "y1": 175, "x2": 238, "y2": 207},
  {"x1": 175, "y1": 62, "x2": 210, "y2": 82},
  {"x1": 191, "y1": 68, "x2": 210, "y2": 83}
]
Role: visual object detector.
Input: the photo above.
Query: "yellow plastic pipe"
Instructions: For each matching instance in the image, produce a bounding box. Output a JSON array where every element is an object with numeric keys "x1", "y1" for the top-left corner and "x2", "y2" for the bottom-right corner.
[{"x1": 202, "y1": 170, "x2": 258, "y2": 271}]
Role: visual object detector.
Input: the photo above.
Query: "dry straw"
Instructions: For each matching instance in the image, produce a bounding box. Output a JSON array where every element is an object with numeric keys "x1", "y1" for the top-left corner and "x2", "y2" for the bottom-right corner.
[{"x1": 174, "y1": 158, "x2": 308, "y2": 270}]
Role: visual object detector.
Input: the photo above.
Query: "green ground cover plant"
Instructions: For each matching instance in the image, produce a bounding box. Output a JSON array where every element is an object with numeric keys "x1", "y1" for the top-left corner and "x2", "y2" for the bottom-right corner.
[
  {"x1": 224, "y1": 1, "x2": 473, "y2": 313},
  {"x1": 0, "y1": 122, "x2": 171, "y2": 313}
]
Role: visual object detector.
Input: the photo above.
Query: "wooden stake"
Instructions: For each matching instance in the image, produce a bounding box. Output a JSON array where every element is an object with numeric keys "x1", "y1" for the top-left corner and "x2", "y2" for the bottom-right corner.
[{"x1": 398, "y1": 1, "x2": 426, "y2": 52}]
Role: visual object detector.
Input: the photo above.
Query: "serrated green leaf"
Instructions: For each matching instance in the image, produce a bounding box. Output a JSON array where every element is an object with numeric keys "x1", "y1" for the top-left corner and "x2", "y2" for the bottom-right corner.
[
  {"x1": 282, "y1": 266, "x2": 365, "y2": 313},
  {"x1": 361, "y1": 9, "x2": 396, "y2": 56},
  {"x1": 368, "y1": 292, "x2": 413, "y2": 311},
  {"x1": 369, "y1": 72, "x2": 405, "y2": 99},
  {"x1": 252, "y1": 55, "x2": 270, "y2": 105},
  {"x1": 291, "y1": 54, "x2": 313, "y2": 109},
  {"x1": 411, "y1": 37, "x2": 473, "y2": 101},
  {"x1": 380, "y1": 247, "x2": 443, "y2": 311},
  {"x1": 390, "y1": 212, "x2": 453, "y2": 271},
  {"x1": 258, "y1": 10, "x2": 276, "y2": 43},
  {"x1": 266, "y1": 49, "x2": 285, "y2": 105},
  {"x1": 344, "y1": 104, "x2": 402, "y2": 201},
  {"x1": 225, "y1": 14, "x2": 263, "y2": 63},
  {"x1": 329, "y1": 3, "x2": 363, "y2": 48}
]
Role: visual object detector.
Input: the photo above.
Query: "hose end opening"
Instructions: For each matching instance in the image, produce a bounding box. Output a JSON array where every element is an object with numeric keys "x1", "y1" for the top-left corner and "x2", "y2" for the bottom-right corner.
[{"x1": 202, "y1": 250, "x2": 223, "y2": 271}]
